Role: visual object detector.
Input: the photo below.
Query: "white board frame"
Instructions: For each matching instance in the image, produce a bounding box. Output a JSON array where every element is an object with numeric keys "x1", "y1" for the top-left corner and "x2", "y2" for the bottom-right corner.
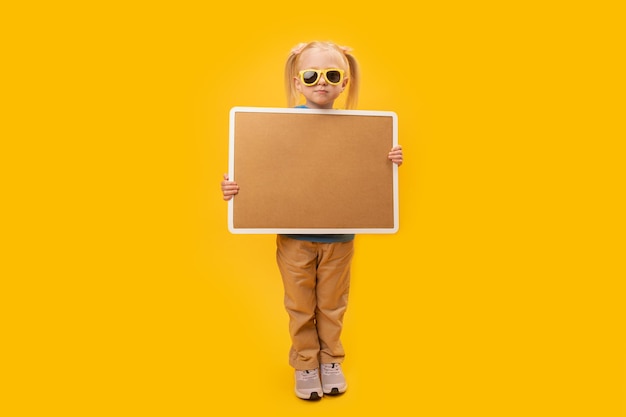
[{"x1": 228, "y1": 106, "x2": 399, "y2": 234}]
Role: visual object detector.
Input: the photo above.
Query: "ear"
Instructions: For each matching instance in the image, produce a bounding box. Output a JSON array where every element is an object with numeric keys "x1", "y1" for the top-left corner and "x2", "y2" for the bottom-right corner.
[
  {"x1": 294, "y1": 76, "x2": 302, "y2": 93},
  {"x1": 342, "y1": 77, "x2": 349, "y2": 90}
]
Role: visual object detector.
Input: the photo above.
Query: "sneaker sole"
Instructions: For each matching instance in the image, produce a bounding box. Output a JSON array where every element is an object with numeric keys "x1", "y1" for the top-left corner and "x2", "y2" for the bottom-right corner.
[
  {"x1": 295, "y1": 390, "x2": 322, "y2": 401},
  {"x1": 323, "y1": 384, "x2": 348, "y2": 395}
]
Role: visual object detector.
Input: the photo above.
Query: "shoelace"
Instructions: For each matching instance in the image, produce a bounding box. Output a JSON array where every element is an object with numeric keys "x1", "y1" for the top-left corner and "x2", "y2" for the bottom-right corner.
[
  {"x1": 297, "y1": 370, "x2": 319, "y2": 381},
  {"x1": 321, "y1": 363, "x2": 342, "y2": 375}
]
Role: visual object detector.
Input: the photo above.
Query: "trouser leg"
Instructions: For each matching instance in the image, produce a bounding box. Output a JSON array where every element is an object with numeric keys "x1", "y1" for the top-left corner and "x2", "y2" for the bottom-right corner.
[
  {"x1": 315, "y1": 240, "x2": 353, "y2": 364},
  {"x1": 276, "y1": 235, "x2": 319, "y2": 370},
  {"x1": 276, "y1": 235, "x2": 354, "y2": 369}
]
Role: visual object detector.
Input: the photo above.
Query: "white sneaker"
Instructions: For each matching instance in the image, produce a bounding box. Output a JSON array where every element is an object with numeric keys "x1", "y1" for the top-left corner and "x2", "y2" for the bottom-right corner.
[
  {"x1": 321, "y1": 363, "x2": 347, "y2": 395},
  {"x1": 294, "y1": 369, "x2": 323, "y2": 400}
]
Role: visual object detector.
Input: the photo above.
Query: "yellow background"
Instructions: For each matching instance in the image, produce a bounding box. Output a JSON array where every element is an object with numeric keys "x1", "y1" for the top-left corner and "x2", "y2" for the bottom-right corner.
[{"x1": 2, "y1": 1, "x2": 624, "y2": 416}]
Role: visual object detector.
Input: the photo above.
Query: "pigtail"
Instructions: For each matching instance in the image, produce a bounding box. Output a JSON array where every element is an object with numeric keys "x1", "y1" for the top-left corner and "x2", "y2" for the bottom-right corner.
[
  {"x1": 285, "y1": 42, "x2": 309, "y2": 107},
  {"x1": 284, "y1": 53, "x2": 299, "y2": 108},
  {"x1": 344, "y1": 53, "x2": 360, "y2": 110}
]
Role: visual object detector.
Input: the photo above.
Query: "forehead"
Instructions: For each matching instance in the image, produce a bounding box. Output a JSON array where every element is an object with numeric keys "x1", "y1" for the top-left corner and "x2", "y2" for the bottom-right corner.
[{"x1": 297, "y1": 48, "x2": 346, "y2": 70}]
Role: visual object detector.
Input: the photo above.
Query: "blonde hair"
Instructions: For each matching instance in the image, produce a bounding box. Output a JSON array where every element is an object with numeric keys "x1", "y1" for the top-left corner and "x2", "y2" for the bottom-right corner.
[{"x1": 284, "y1": 41, "x2": 360, "y2": 109}]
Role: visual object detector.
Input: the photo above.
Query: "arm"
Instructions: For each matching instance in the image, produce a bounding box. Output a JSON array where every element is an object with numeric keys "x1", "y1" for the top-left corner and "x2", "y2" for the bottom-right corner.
[
  {"x1": 388, "y1": 145, "x2": 403, "y2": 166},
  {"x1": 221, "y1": 173, "x2": 239, "y2": 201}
]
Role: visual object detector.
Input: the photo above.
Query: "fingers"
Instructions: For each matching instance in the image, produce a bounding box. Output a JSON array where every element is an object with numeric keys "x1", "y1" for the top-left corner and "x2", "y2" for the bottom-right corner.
[
  {"x1": 221, "y1": 173, "x2": 239, "y2": 200},
  {"x1": 221, "y1": 185, "x2": 239, "y2": 200},
  {"x1": 388, "y1": 145, "x2": 403, "y2": 166}
]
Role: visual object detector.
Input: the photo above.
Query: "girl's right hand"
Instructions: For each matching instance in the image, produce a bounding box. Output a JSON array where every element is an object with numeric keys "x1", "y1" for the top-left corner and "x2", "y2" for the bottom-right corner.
[{"x1": 221, "y1": 173, "x2": 239, "y2": 201}]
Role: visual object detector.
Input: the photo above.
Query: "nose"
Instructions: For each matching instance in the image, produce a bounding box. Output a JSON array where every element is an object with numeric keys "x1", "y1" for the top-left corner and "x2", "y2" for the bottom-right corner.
[{"x1": 317, "y1": 73, "x2": 328, "y2": 85}]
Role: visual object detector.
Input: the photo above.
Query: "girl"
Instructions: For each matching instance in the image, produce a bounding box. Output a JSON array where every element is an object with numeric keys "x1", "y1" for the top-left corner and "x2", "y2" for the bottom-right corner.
[{"x1": 221, "y1": 41, "x2": 403, "y2": 400}]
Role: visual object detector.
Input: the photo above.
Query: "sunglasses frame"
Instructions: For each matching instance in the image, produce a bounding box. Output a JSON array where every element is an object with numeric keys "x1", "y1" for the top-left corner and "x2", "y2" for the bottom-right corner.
[{"x1": 298, "y1": 68, "x2": 345, "y2": 86}]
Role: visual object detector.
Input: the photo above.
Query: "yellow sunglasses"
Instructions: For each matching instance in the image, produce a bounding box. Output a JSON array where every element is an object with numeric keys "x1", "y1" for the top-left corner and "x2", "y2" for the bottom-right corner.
[{"x1": 298, "y1": 68, "x2": 345, "y2": 86}]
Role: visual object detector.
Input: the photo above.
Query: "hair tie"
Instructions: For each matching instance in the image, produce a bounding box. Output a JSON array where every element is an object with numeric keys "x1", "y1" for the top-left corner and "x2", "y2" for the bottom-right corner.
[
  {"x1": 290, "y1": 42, "x2": 307, "y2": 55},
  {"x1": 339, "y1": 45, "x2": 353, "y2": 54}
]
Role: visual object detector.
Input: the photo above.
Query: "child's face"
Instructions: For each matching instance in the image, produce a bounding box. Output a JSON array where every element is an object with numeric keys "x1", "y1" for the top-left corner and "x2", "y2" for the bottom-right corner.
[{"x1": 294, "y1": 48, "x2": 349, "y2": 109}]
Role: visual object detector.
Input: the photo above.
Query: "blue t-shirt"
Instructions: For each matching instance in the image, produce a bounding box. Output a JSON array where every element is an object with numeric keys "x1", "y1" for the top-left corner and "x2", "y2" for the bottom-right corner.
[
  {"x1": 282, "y1": 106, "x2": 354, "y2": 243},
  {"x1": 282, "y1": 233, "x2": 354, "y2": 243}
]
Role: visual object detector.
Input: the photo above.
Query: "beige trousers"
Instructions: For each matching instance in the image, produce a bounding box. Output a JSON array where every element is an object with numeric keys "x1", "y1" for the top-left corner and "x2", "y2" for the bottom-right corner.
[{"x1": 276, "y1": 235, "x2": 354, "y2": 370}]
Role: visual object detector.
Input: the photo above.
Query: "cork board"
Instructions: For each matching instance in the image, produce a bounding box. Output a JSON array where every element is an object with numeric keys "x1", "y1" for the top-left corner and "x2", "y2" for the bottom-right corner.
[{"x1": 228, "y1": 106, "x2": 398, "y2": 234}]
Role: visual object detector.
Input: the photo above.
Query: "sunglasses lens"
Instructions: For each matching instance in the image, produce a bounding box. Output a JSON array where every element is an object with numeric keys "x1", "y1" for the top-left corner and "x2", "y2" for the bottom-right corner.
[
  {"x1": 326, "y1": 70, "x2": 342, "y2": 83},
  {"x1": 302, "y1": 71, "x2": 319, "y2": 85}
]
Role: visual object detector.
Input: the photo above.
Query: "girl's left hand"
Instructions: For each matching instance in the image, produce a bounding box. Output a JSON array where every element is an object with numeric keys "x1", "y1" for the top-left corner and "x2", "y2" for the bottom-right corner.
[{"x1": 388, "y1": 145, "x2": 403, "y2": 166}]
